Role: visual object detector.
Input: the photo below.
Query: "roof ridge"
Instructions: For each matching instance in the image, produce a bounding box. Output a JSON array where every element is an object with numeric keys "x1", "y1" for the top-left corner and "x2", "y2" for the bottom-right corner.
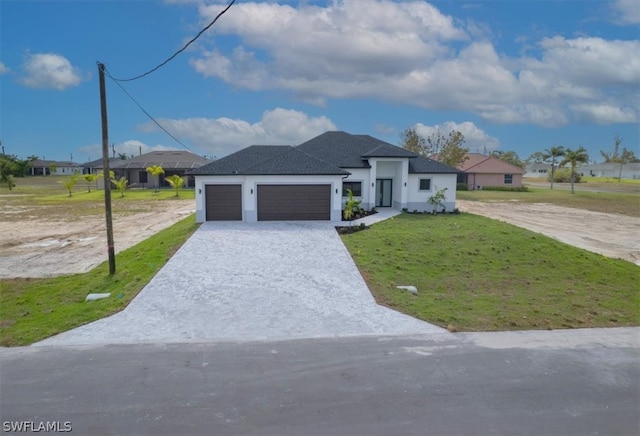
[{"x1": 240, "y1": 145, "x2": 295, "y2": 173}]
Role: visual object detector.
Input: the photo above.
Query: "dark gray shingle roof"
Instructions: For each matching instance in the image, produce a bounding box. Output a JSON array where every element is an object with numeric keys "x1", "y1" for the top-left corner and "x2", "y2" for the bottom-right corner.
[
  {"x1": 189, "y1": 145, "x2": 350, "y2": 176},
  {"x1": 408, "y1": 156, "x2": 461, "y2": 174},
  {"x1": 110, "y1": 150, "x2": 210, "y2": 170}
]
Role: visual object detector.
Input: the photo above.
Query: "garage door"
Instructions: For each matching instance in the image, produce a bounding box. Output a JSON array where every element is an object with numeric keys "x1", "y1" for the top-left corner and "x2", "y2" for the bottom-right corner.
[
  {"x1": 257, "y1": 185, "x2": 331, "y2": 221},
  {"x1": 205, "y1": 185, "x2": 242, "y2": 221}
]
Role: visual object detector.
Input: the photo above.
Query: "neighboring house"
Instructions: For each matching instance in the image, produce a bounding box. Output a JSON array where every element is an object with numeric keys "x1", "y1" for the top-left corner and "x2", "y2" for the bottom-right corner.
[
  {"x1": 80, "y1": 157, "x2": 121, "y2": 175},
  {"x1": 579, "y1": 162, "x2": 640, "y2": 179},
  {"x1": 30, "y1": 159, "x2": 81, "y2": 176},
  {"x1": 189, "y1": 131, "x2": 459, "y2": 222},
  {"x1": 109, "y1": 150, "x2": 211, "y2": 188},
  {"x1": 456, "y1": 153, "x2": 525, "y2": 190},
  {"x1": 524, "y1": 163, "x2": 553, "y2": 178}
]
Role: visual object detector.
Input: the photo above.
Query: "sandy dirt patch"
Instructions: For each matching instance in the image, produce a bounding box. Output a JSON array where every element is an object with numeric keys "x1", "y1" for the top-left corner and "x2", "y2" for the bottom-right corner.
[
  {"x1": 0, "y1": 200, "x2": 194, "y2": 278},
  {"x1": 457, "y1": 200, "x2": 640, "y2": 266}
]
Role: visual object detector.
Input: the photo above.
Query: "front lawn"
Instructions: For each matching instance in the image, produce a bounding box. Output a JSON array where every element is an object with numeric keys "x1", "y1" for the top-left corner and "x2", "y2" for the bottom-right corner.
[{"x1": 341, "y1": 213, "x2": 639, "y2": 332}]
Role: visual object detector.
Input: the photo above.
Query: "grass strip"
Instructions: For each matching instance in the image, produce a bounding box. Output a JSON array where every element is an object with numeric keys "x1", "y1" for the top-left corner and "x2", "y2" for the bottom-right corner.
[
  {"x1": 341, "y1": 213, "x2": 639, "y2": 332},
  {"x1": 0, "y1": 214, "x2": 199, "y2": 346}
]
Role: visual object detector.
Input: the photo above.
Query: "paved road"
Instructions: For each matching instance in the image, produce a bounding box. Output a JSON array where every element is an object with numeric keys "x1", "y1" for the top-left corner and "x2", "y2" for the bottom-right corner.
[
  {"x1": 2, "y1": 328, "x2": 638, "y2": 435},
  {"x1": 37, "y1": 221, "x2": 441, "y2": 346}
]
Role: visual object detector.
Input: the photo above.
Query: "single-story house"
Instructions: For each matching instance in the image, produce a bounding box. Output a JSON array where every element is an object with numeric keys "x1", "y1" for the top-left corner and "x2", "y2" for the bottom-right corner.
[
  {"x1": 189, "y1": 131, "x2": 459, "y2": 222},
  {"x1": 524, "y1": 163, "x2": 552, "y2": 178},
  {"x1": 456, "y1": 153, "x2": 525, "y2": 190},
  {"x1": 29, "y1": 159, "x2": 81, "y2": 176},
  {"x1": 108, "y1": 150, "x2": 211, "y2": 188},
  {"x1": 81, "y1": 157, "x2": 122, "y2": 175},
  {"x1": 579, "y1": 162, "x2": 640, "y2": 179}
]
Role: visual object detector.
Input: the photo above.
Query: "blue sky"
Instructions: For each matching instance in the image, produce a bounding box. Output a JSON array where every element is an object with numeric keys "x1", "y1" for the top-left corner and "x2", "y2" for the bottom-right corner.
[{"x1": 1, "y1": 0, "x2": 638, "y2": 163}]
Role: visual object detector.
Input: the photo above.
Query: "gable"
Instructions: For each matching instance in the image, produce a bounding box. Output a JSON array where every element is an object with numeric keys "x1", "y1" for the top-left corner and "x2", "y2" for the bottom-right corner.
[{"x1": 459, "y1": 154, "x2": 525, "y2": 174}]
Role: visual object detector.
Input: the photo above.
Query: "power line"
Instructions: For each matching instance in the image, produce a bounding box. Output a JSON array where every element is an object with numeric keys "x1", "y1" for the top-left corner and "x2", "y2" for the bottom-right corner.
[
  {"x1": 109, "y1": 0, "x2": 236, "y2": 82},
  {"x1": 103, "y1": 65, "x2": 193, "y2": 152}
]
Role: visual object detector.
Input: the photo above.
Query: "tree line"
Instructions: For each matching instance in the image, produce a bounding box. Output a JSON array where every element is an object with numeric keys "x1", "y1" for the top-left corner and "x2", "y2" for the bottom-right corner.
[{"x1": 399, "y1": 128, "x2": 638, "y2": 191}]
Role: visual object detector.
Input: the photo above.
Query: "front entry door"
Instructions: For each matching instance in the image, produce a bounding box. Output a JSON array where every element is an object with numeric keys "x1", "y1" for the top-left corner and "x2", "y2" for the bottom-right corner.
[{"x1": 375, "y1": 179, "x2": 392, "y2": 207}]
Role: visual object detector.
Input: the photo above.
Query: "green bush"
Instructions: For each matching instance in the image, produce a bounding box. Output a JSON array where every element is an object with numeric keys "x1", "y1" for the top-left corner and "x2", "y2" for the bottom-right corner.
[
  {"x1": 481, "y1": 186, "x2": 529, "y2": 192},
  {"x1": 549, "y1": 168, "x2": 582, "y2": 183},
  {"x1": 456, "y1": 183, "x2": 468, "y2": 191}
]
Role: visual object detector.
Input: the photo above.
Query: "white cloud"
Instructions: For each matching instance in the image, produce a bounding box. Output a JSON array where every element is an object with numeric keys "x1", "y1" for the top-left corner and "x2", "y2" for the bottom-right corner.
[
  {"x1": 19, "y1": 53, "x2": 84, "y2": 90},
  {"x1": 0, "y1": 62, "x2": 9, "y2": 75},
  {"x1": 611, "y1": 0, "x2": 640, "y2": 25},
  {"x1": 78, "y1": 140, "x2": 174, "y2": 161},
  {"x1": 187, "y1": 1, "x2": 638, "y2": 127},
  {"x1": 414, "y1": 121, "x2": 501, "y2": 152},
  {"x1": 137, "y1": 108, "x2": 337, "y2": 157}
]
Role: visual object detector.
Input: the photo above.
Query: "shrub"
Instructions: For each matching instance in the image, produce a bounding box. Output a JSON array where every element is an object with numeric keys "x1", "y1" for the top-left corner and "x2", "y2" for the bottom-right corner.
[
  {"x1": 549, "y1": 168, "x2": 582, "y2": 183},
  {"x1": 481, "y1": 186, "x2": 530, "y2": 192},
  {"x1": 456, "y1": 183, "x2": 468, "y2": 191}
]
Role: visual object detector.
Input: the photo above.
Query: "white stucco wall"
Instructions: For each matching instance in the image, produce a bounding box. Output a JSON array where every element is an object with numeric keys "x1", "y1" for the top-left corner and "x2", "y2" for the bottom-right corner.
[
  {"x1": 194, "y1": 175, "x2": 345, "y2": 222},
  {"x1": 407, "y1": 173, "x2": 457, "y2": 212},
  {"x1": 341, "y1": 168, "x2": 372, "y2": 209}
]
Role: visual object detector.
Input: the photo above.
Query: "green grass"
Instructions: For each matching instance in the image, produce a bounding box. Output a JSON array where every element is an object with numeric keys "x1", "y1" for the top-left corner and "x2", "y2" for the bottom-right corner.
[
  {"x1": 458, "y1": 188, "x2": 640, "y2": 217},
  {"x1": 341, "y1": 213, "x2": 639, "y2": 332},
  {"x1": 582, "y1": 177, "x2": 640, "y2": 185},
  {"x1": 0, "y1": 214, "x2": 199, "y2": 346}
]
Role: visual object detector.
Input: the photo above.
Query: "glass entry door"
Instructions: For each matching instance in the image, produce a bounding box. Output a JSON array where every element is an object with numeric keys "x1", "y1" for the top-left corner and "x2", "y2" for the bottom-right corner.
[{"x1": 375, "y1": 179, "x2": 392, "y2": 207}]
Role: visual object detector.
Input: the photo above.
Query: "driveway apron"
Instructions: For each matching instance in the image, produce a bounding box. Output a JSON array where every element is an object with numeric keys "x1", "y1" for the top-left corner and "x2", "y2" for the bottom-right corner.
[{"x1": 37, "y1": 222, "x2": 443, "y2": 345}]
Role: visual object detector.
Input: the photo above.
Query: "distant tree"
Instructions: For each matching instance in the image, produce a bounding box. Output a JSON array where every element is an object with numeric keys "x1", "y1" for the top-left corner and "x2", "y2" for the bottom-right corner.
[
  {"x1": 541, "y1": 146, "x2": 566, "y2": 190},
  {"x1": 600, "y1": 134, "x2": 639, "y2": 182},
  {"x1": 490, "y1": 150, "x2": 526, "y2": 169},
  {"x1": 117, "y1": 152, "x2": 128, "y2": 160},
  {"x1": 59, "y1": 174, "x2": 79, "y2": 197},
  {"x1": 146, "y1": 165, "x2": 165, "y2": 192},
  {"x1": 82, "y1": 173, "x2": 99, "y2": 192},
  {"x1": 526, "y1": 151, "x2": 548, "y2": 164},
  {"x1": 560, "y1": 147, "x2": 589, "y2": 193},
  {"x1": 399, "y1": 128, "x2": 428, "y2": 156},
  {"x1": 0, "y1": 156, "x2": 18, "y2": 188},
  {"x1": 400, "y1": 127, "x2": 469, "y2": 168},
  {"x1": 111, "y1": 176, "x2": 128, "y2": 197},
  {"x1": 165, "y1": 174, "x2": 185, "y2": 197},
  {"x1": 424, "y1": 129, "x2": 468, "y2": 167}
]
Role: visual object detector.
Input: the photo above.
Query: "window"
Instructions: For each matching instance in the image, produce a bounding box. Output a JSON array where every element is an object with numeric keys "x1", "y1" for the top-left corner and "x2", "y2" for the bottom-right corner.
[
  {"x1": 504, "y1": 174, "x2": 513, "y2": 184},
  {"x1": 419, "y1": 178, "x2": 431, "y2": 191},
  {"x1": 342, "y1": 181, "x2": 362, "y2": 197},
  {"x1": 139, "y1": 171, "x2": 148, "y2": 183}
]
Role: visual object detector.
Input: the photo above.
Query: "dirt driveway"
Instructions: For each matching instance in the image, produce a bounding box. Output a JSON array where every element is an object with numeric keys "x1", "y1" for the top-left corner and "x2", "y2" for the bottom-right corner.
[
  {"x1": 0, "y1": 198, "x2": 194, "y2": 279},
  {"x1": 457, "y1": 200, "x2": 640, "y2": 266}
]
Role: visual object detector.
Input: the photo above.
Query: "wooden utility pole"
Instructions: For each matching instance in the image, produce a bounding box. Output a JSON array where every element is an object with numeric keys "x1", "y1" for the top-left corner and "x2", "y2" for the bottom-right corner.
[{"x1": 98, "y1": 62, "x2": 116, "y2": 274}]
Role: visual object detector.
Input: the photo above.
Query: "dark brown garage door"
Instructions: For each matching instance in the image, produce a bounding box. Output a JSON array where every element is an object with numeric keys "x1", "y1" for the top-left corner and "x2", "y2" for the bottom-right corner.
[
  {"x1": 257, "y1": 184, "x2": 331, "y2": 221},
  {"x1": 205, "y1": 185, "x2": 242, "y2": 221}
]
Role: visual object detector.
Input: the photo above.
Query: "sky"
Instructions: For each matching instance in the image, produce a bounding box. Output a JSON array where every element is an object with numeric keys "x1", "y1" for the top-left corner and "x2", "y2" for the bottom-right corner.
[{"x1": 1, "y1": 0, "x2": 638, "y2": 163}]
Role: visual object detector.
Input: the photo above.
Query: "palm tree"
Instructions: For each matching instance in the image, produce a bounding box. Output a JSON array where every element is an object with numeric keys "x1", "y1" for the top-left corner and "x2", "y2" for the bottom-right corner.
[
  {"x1": 146, "y1": 165, "x2": 164, "y2": 192},
  {"x1": 111, "y1": 176, "x2": 128, "y2": 197},
  {"x1": 544, "y1": 146, "x2": 565, "y2": 190},
  {"x1": 165, "y1": 174, "x2": 185, "y2": 197},
  {"x1": 560, "y1": 147, "x2": 589, "y2": 194},
  {"x1": 82, "y1": 173, "x2": 98, "y2": 192}
]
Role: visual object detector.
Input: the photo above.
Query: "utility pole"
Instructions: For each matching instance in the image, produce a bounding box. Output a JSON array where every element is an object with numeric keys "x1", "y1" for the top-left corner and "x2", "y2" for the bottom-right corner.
[{"x1": 98, "y1": 62, "x2": 116, "y2": 275}]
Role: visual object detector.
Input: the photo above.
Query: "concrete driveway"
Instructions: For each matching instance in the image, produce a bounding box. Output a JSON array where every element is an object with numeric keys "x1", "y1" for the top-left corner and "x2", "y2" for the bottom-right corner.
[{"x1": 37, "y1": 222, "x2": 443, "y2": 346}]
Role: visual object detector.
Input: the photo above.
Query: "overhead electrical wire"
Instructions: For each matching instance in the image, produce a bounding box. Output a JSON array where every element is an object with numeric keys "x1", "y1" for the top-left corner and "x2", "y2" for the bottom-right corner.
[
  {"x1": 109, "y1": 0, "x2": 236, "y2": 82},
  {"x1": 98, "y1": 0, "x2": 236, "y2": 151},
  {"x1": 104, "y1": 66, "x2": 193, "y2": 152}
]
